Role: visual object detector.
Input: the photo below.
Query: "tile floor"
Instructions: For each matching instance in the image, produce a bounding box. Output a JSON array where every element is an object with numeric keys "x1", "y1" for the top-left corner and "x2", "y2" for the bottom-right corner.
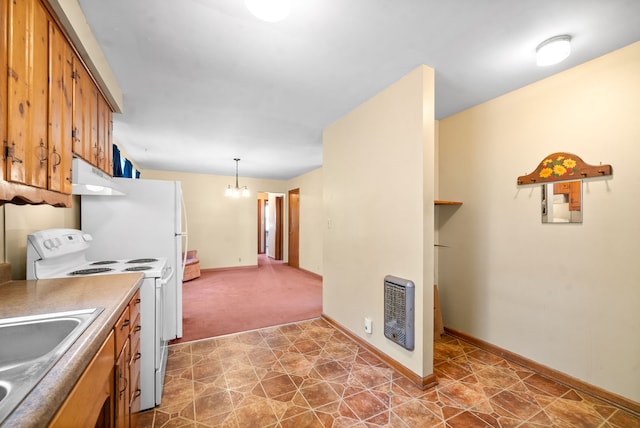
[{"x1": 138, "y1": 319, "x2": 640, "y2": 427}]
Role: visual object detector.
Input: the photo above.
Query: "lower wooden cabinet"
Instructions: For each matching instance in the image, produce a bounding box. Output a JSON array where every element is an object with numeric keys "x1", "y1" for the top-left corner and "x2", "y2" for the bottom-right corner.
[
  {"x1": 129, "y1": 311, "x2": 142, "y2": 428},
  {"x1": 50, "y1": 289, "x2": 141, "y2": 427},
  {"x1": 50, "y1": 331, "x2": 115, "y2": 428},
  {"x1": 115, "y1": 338, "x2": 130, "y2": 428},
  {"x1": 114, "y1": 290, "x2": 141, "y2": 428}
]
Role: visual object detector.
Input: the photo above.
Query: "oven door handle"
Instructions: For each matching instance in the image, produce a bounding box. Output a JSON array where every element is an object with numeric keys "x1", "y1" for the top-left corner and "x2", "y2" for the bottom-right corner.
[{"x1": 160, "y1": 266, "x2": 174, "y2": 285}]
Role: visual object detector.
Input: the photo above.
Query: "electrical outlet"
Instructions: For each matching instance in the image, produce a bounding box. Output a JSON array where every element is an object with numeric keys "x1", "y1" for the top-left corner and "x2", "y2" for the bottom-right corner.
[{"x1": 364, "y1": 317, "x2": 372, "y2": 334}]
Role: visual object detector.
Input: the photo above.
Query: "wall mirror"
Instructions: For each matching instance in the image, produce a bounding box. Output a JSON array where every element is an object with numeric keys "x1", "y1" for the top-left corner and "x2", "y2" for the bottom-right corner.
[
  {"x1": 517, "y1": 152, "x2": 612, "y2": 225},
  {"x1": 541, "y1": 180, "x2": 582, "y2": 223}
]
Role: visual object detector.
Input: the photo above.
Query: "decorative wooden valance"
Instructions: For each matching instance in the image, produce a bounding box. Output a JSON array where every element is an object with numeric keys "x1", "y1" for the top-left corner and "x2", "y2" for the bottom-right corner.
[{"x1": 517, "y1": 152, "x2": 612, "y2": 185}]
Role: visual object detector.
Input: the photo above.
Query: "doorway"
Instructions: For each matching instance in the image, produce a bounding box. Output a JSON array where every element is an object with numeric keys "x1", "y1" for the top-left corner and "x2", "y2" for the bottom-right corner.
[
  {"x1": 257, "y1": 192, "x2": 284, "y2": 260},
  {"x1": 257, "y1": 198, "x2": 266, "y2": 254},
  {"x1": 288, "y1": 188, "x2": 300, "y2": 268}
]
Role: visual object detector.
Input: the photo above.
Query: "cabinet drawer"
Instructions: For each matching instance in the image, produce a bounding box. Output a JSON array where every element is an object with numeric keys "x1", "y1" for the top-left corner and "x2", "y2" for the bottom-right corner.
[
  {"x1": 130, "y1": 313, "x2": 141, "y2": 357},
  {"x1": 129, "y1": 342, "x2": 141, "y2": 403},
  {"x1": 129, "y1": 374, "x2": 141, "y2": 428},
  {"x1": 129, "y1": 289, "x2": 141, "y2": 328},
  {"x1": 114, "y1": 305, "x2": 131, "y2": 357}
]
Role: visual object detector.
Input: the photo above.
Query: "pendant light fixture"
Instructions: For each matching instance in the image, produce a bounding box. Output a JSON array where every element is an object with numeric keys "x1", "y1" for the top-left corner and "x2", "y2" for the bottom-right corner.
[{"x1": 226, "y1": 158, "x2": 250, "y2": 198}]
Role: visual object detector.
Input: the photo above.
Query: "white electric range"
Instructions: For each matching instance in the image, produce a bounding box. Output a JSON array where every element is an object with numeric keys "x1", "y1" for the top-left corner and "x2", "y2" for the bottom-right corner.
[{"x1": 26, "y1": 228, "x2": 172, "y2": 410}]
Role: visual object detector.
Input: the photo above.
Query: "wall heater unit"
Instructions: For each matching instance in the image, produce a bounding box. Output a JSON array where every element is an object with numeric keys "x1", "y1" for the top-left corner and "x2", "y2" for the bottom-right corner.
[{"x1": 383, "y1": 275, "x2": 415, "y2": 351}]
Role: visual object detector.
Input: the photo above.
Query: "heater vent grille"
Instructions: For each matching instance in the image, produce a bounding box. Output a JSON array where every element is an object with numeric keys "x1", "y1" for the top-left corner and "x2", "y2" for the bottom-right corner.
[{"x1": 383, "y1": 275, "x2": 415, "y2": 351}]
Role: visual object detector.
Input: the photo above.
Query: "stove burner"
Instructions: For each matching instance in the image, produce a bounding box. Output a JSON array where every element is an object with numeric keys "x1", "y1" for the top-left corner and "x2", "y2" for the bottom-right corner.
[
  {"x1": 68, "y1": 267, "x2": 114, "y2": 275},
  {"x1": 124, "y1": 266, "x2": 152, "y2": 272},
  {"x1": 90, "y1": 260, "x2": 119, "y2": 265},
  {"x1": 127, "y1": 258, "x2": 158, "y2": 264}
]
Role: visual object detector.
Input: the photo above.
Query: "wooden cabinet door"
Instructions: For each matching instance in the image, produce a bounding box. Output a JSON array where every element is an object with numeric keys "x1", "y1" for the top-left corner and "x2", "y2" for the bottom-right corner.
[
  {"x1": 7, "y1": 0, "x2": 49, "y2": 188},
  {"x1": 89, "y1": 81, "x2": 99, "y2": 166},
  {"x1": 1, "y1": 0, "x2": 7, "y2": 183},
  {"x1": 72, "y1": 55, "x2": 93, "y2": 161},
  {"x1": 97, "y1": 94, "x2": 110, "y2": 172},
  {"x1": 50, "y1": 331, "x2": 115, "y2": 428},
  {"x1": 115, "y1": 338, "x2": 130, "y2": 428},
  {"x1": 129, "y1": 313, "x2": 141, "y2": 428},
  {"x1": 48, "y1": 20, "x2": 72, "y2": 193},
  {"x1": 107, "y1": 107, "x2": 113, "y2": 174}
]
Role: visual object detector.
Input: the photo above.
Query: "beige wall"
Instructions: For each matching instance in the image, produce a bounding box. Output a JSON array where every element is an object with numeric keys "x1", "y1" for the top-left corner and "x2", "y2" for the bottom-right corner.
[
  {"x1": 141, "y1": 169, "x2": 288, "y2": 269},
  {"x1": 437, "y1": 42, "x2": 640, "y2": 402},
  {"x1": 142, "y1": 168, "x2": 325, "y2": 274},
  {"x1": 2, "y1": 199, "x2": 80, "y2": 279},
  {"x1": 323, "y1": 66, "x2": 435, "y2": 377}
]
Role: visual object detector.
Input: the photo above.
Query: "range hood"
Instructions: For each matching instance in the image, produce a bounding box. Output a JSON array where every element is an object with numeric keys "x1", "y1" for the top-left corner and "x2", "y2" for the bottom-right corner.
[{"x1": 72, "y1": 157, "x2": 125, "y2": 196}]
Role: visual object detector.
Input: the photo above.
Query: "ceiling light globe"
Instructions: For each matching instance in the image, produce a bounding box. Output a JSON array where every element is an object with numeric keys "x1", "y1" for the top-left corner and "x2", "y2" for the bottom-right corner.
[
  {"x1": 536, "y1": 35, "x2": 571, "y2": 66},
  {"x1": 245, "y1": 0, "x2": 291, "y2": 22}
]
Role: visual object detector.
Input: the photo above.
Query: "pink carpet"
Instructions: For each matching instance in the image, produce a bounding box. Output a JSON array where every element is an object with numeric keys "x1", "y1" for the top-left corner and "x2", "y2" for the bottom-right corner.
[{"x1": 171, "y1": 255, "x2": 322, "y2": 343}]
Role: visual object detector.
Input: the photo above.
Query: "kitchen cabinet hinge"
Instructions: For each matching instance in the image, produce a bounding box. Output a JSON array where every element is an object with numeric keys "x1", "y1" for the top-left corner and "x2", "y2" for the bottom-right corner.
[
  {"x1": 71, "y1": 70, "x2": 79, "y2": 80},
  {"x1": 4, "y1": 142, "x2": 23, "y2": 164}
]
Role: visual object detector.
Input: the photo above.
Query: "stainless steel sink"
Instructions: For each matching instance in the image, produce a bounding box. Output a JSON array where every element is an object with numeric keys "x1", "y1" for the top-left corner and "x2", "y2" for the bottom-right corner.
[{"x1": 0, "y1": 308, "x2": 103, "y2": 424}]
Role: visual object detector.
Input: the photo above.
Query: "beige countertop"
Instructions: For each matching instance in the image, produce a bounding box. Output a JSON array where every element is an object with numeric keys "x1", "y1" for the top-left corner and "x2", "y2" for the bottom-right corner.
[{"x1": 0, "y1": 273, "x2": 143, "y2": 428}]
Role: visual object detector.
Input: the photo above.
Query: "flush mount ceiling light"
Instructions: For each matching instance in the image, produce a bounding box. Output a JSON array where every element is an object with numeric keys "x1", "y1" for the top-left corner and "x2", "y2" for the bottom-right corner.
[
  {"x1": 536, "y1": 35, "x2": 572, "y2": 66},
  {"x1": 245, "y1": 0, "x2": 291, "y2": 22},
  {"x1": 226, "y1": 158, "x2": 250, "y2": 198}
]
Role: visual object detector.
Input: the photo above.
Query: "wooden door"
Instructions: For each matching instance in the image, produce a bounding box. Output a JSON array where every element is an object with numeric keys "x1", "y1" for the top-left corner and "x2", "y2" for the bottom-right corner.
[
  {"x1": 288, "y1": 188, "x2": 300, "y2": 268},
  {"x1": 274, "y1": 196, "x2": 283, "y2": 260},
  {"x1": 257, "y1": 198, "x2": 265, "y2": 254},
  {"x1": 48, "y1": 20, "x2": 73, "y2": 193}
]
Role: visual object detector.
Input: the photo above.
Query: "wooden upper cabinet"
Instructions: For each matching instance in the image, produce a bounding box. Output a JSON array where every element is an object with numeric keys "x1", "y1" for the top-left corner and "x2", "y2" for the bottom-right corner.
[
  {"x1": 97, "y1": 94, "x2": 111, "y2": 173},
  {"x1": 89, "y1": 81, "x2": 99, "y2": 166},
  {"x1": 71, "y1": 63, "x2": 111, "y2": 174},
  {"x1": 1, "y1": 0, "x2": 8, "y2": 183},
  {"x1": 72, "y1": 54, "x2": 92, "y2": 161},
  {"x1": 48, "y1": 20, "x2": 73, "y2": 194},
  {"x1": 2, "y1": 0, "x2": 113, "y2": 206},
  {"x1": 7, "y1": 0, "x2": 49, "y2": 189}
]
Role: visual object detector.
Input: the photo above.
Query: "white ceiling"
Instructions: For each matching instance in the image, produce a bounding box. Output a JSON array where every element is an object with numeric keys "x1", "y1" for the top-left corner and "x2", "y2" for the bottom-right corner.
[{"x1": 76, "y1": 0, "x2": 640, "y2": 180}]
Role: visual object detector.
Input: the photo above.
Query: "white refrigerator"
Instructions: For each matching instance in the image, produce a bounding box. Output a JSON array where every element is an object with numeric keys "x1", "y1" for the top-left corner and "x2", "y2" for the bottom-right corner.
[{"x1": 81, "y1": 177, "x2": 187, "y2": 339}]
